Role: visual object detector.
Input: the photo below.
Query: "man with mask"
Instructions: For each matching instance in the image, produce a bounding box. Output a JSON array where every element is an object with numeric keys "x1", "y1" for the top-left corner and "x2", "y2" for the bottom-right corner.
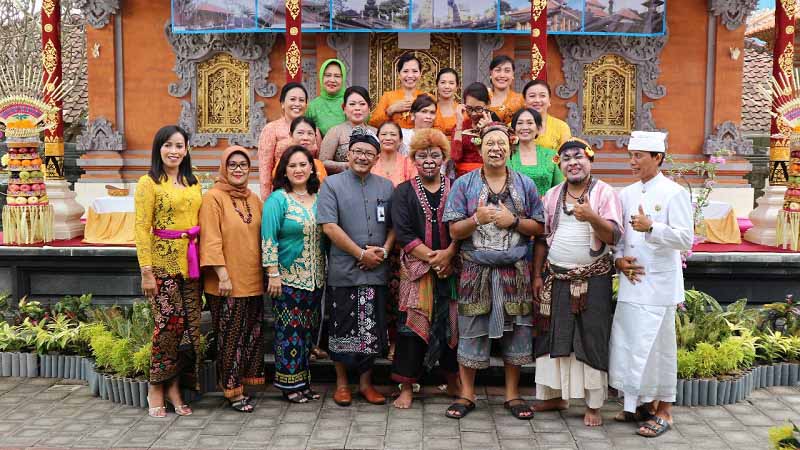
[
  {"x1": 532, "y1": 139, "x2": 623, "y2": 427},
  {"x1": 609, "y1": 131, "x2": 693, "y2": 438}
]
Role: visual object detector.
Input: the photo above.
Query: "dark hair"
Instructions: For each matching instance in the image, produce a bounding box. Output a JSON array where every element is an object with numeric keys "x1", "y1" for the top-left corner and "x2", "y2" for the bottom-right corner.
[
  {"x1": 511, "y1": 107, "x2": 543, "y2": 130},
  {"x1": 272, "y1": 145, "x2": 321, "y2": 194},
  {"x1": 436, "y1": 68, "x2": 460, "y2": 86},
  {"x1": 279, "y1": 82, "x2": 308, "y2": 103},
  {"x1": 349, "y1": 128, "x2": 381, "y2": 151},
  {"x1": 559, "y1": 139, "x2": 595, "y2": 162},
  {"x1": 463, "y1": 82, "x2": 490, "y2": 104},
  {"x1": 396, "y1": 53, "x2": 421, "y2": 73},
  {"x1": 489, "y1": 55, "x2": 515, "y2": 72},
  {"x1": 649, "y1": 151, "x2": 665, "y2": 166},
  {"x1": 343, "y1": 85, "x2": 372, "y2": 109},
  {"x1": 522, "y1": 79, "x2": 551, "y2": 98},
  {"x1": 378, "y1": 121, "x2": 403, "y2": 136},
  {"x1": 290, "y1": 116, "x2": 317, "y2": 134},
  {"x1": 410, "y1": 94, "x2": 436, "y2": 114},
  {"x1": 147, "y1": 125, "x2": 198, "y2": 186}
]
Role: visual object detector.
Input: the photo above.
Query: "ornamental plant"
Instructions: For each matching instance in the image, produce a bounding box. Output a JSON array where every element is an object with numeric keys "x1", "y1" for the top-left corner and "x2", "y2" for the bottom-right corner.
[
  {"x1": 769, "y1": 421, "x2": 800, "y2": 449},
  {"x1": 664, "y1": 148, "x2": 733, "y2": 232},
  {"x1": 677, "y1": 348, "x2": 697, "y2": 379}
]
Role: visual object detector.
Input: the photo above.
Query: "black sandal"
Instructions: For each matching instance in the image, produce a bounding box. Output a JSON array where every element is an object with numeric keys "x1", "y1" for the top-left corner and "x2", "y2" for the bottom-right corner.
[
  {"x1": 503, "y1": 398, "x2": 534, "y2": 420},
  {"x1": 445, "y1": 397, "x2": 476, "y2": 419},
  {"x1": 282, "y1": 391, "x2": 309, "y2": 404},
  {"x1": 614, "y1": 405, "x2": 655, "y2": 423},
  {"x1": 228, "y1": 397, "x2": 254, "y2": 413},
  {"x1": 303, "y1": 389, "x2": 321, "y2": 400},
  {"x1": 637, "y1": 416, "x2": 671, "y2": 438}
]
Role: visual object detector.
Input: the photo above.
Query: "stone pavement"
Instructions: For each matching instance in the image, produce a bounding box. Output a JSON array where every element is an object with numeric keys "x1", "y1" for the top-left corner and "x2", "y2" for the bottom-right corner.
[{"x1": 0, "y1": 377, "x2": 796, "y2": 449}]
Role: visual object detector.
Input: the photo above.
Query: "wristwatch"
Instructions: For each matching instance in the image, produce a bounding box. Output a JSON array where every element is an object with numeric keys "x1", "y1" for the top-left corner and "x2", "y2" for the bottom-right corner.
[{"x1": 381, "y1": 247, "x2": 389, "y2": 259}]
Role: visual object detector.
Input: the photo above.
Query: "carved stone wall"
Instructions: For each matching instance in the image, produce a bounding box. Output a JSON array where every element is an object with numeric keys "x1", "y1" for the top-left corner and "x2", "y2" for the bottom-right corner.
[
  {"x1": 555, "y1": 33, "x2": 668, "y2": 148},
  {"x1": 704, "y1": 121, "x2": 754, "y2": 155},
  {"x1": 74, "y1": 0, "x2": 120, "y2": 29},
  {"x1": 477, "y1": 35, "x2": 504, "y2": 87},
  {"x1": 709, "y1": 0, "x2": 759, "y2": 31},
  {"x1": 582, "y1": 55, "x2": 637, "y2": 137},
  {"x1": 76, "y1": 117, "x2": 125, "y2": 152},
  {"x1": 165, "y1": 24, "x2": 277, "y2": 148},
  {"x1": 327, "y1": 34, "x2": 354, "y2": 88}
]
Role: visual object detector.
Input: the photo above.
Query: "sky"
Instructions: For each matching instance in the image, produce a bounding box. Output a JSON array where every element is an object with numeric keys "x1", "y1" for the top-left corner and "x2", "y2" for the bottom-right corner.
[{"x1": 758, "y1": 0, "x2": 774, "y2": 8}]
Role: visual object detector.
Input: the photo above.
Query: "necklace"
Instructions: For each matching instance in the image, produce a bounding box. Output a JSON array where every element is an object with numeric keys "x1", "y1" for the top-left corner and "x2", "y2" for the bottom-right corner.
[
  {"x1": 231, "y1": 197, "x2": 253, "y2": 224},
  {"x1": 561, "y1": 177, "x2": 592, "y2": 216},
  {"x1": 292, "y1": 190, "x2": 309, "y2": 197},
  {"x1": 481, "y1": 168, "x2": 509, "y2": 205},
  {"x1": 415, "y1": 176, "x2": 444, "y2": 223}
]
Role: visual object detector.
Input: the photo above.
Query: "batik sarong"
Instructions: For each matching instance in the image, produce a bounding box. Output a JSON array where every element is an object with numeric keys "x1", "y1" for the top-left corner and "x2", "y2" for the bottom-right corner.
[
  {"x1": 273, "y1": 285, "x2": 322, "y2": 392},
  {"x1": 327, "y1": 285, "x2": 388, "y2": 374}
]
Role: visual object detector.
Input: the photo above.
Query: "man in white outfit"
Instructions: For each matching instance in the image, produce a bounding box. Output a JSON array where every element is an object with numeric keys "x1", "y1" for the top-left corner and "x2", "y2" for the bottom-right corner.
[{"x1": 608, "y1": 131, "x2": 693, "y2": 438}]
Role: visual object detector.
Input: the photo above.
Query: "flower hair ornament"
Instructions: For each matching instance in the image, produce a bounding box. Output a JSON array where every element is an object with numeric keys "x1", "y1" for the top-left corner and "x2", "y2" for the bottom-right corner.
[{"x1": 553, "y1": 138, "x2": 595, "y2": 164}]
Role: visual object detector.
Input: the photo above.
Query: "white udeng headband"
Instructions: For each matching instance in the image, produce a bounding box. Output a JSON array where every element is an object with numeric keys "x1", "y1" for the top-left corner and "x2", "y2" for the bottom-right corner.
[{"x1": 628, "y1": 131, "x2": 667, "y2": 153}]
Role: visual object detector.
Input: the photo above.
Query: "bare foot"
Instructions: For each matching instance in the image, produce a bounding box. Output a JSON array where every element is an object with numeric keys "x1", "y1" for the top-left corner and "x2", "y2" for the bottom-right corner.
[
  {"x1": 584, "y1": 407, "x2": 602, "y2": 426},
  {"x1": 532, "y1": 398, "x2": 568, "y2": 412},
  {"x1": 445, "y1": 374, "x2": 461, "y2": 398},
  {"x1": 393, "y1": 385, "x2": 413, "y2": 409}
]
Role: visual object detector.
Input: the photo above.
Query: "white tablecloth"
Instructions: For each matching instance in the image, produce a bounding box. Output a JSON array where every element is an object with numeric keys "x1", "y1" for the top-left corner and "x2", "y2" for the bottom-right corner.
[
  {"x1": 702, "y1": 200, "x2": 732, "y2": 220},
  {"x1": 90, "y1": 196, "x2": 134, "y2": 214}
]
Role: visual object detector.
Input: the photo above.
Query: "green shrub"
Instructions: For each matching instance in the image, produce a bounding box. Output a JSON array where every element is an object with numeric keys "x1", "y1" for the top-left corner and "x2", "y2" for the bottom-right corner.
[
  {"x1": 716, "y1": 338, "x2": 746, "y2": 374},
  {"x1": 757, "y1": 329, "x2": 791, "y2": 364},
  {"x1": 89, "y1": 332, "x2": 116, "y2": 370},
  {"x1": 0, "y1": 322, "x2": 19, "y2": 351},
  {"x1": 51, "y1": 294, "x2": 93, "y2": 323},
  {"x1": 109, "y1": 338, "x2": 134, "y2": 378},
  {"x1": 693, "y1": 342, "x2": 719, "y2": 378},
  {"x1": 677, "y1": 349, "x2": 697, "y2": 379},
  {"x1": 132, "y1": 343, "x2": 151, "y2": 380}
]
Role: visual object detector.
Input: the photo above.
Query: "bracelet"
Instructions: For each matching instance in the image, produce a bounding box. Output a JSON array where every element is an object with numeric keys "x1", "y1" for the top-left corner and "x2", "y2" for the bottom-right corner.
[
  {"x1": 358, "y1": 249, "x2": 366, "y2": 261},
  {"x1": 472, "y1": 214, "x2": 482, "y2": 226},
  {"x1": 381, "y1": 248, "x2": 389, "y2": 259},
  {"x1": 267, "y1": 272, "x2": 280, "y2": 278}
]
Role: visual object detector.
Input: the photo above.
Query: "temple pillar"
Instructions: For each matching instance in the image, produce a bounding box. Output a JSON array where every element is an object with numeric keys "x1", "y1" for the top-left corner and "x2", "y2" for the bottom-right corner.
[
  {"x1": 529, "y1": 1, "x2": 546, "y2": 81},
  {"x1": 42, "y1": 0, "x2": 84, "y2": 239},
  {"x1": 745, "y1": 0, "x2": 794, "y2": 246},
  {"x1": 285, "y1": 0, "x2": 302, "y2": 82}
]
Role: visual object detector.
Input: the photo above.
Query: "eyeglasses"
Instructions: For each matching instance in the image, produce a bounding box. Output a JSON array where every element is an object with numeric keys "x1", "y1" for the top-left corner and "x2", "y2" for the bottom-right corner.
[
  {"x1": 414, "y1": 152, "x2": 444, "y2": 161},
  {"x1": 227, "y1": 162, "x2": 250, "y2": 171},
  {"x1": 350, "y1": 149, "x2": 378, "y2": 160},
  {"x1": 464, "y1": 105, "x2": 486, "y2": 114}
]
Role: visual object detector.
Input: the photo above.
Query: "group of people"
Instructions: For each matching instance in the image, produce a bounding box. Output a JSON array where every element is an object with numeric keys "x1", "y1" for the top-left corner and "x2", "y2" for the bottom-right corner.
[{"x1": 134, "y1": 53, "x2": 693, "y2": 439}]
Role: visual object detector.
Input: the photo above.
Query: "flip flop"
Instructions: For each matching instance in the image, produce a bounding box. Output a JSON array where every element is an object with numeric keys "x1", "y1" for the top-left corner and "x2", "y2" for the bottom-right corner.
[
  {"x1": 445, "y1": 397, "x2": 476, "y2": 419},
  {"x1": 637, "y1": 416, "x2": 671, "y2": 438},
  {"x1": 503, "y1": 398, "x2": 534, "y2": 420}
]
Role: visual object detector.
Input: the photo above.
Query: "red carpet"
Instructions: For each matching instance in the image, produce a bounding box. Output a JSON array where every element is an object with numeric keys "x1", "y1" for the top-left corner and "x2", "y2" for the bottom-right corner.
[
  {"x1": 0, "y1": 232, "x2": 134, "y2": 248},
  {"x1": 693, "y1": 240, "x2": 797, "y2": 253}
]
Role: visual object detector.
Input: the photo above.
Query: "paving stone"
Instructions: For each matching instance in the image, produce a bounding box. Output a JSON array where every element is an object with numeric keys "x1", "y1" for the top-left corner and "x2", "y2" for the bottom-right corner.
[
  {"x1": 707, "y1": 418, "x2": 746, "y2": 430},
  {"x1": 532, "y1": 419, "x2": 568, "y2": 432},
  {"x1": 106, "y1": 415, "x2": 141, "y2": 427},
  {"x1": 499, "y1": 439, "x2": 536, "y2": 450},
  {"x1": 346, "y1": 434, "x2": 384, "y2": 449},
  {"x1": 236, "y1": 428, "x2": 274, "y2": 443},
  {"x1": 0, "y1": 421, "x2": 22, "y2": 434},
  {"x1": 160, "y1": 428, "x2": 201, "y2": 442},
  {"x1": 459, "y1": 416, "x2": 495, "y2": 432},
  {"x1": 274, "y1": 421, "x2": 314, "y2": 435},
  {"x1": 211, "y1": 410, "x2": 249, "y2": 423},
  {"x1": 269, "y1": 434, "x2": 309, "y2": 449},
  {"x1": 351, "y1": 422, "x2": 387, "y2": 436},
  {"x1": 386, "y1": 429, "x2": 423, "y2": 447},
  {"x1": 314, "y1": 417, "x2": 352, "y2": 430},
  {"x1": 310, "y1": 426, "x2": 348, "y2": 442},
  {"x1": 423, "y1": 437, "x2": 462, "y2": 450},
  {"x1": 674, "y1": 423, "x2": 717, "y2": 437},
  {"x1": 569, "y1": 426, "x2": 606, "y2": 440},
  {"x1": 737, "y1": 413, "x2": 776, "y2": 427},
  {"x1": 0, "y1": 436, "x2": 39, "y2": 446},
  {"x1": 536, "y1": 432, "x2": 576, "y2": 446},
  {"x1": 191, "y1": 434, "x2": 230, "y2": 449},
  {"x1": 245, "y1": 416, "x2": 278, "y2": 428},
  {"x1": 281, "y1": 410, "x2": 319, "y2": 423},
  {"x1": 59, "y1": 421, "x2": 94, "y2": 433},
  {"x1": 85, "y1": 426, "x2": 129, "y2": 439},
  {"x1": 389, "y1": 417, "x2": 424, "y2": 430},
  {"x1": 199, "y1": 422, "x2": 243, "y2": 436},
  {"x1": 494, "y1": 424, "x2": 534, "y2": 438},
  {"x1": 355, "y1": 411, "x2": 389, "y2": 423},
  {"x1": 721, "y1": 430, "x2": 759, "y2": 445},
  {"x1": 459, "y1": 431, "x2": 499, "y2": 447},
  {"x1": 113, "y1": 431, "x2": 160, "y2": 447},
  {"x1": 576, "y1": 439, "x2": 614, "y2": 450},
  {"x1": 153, "y1": 436, "x2": 194, "y2": 448}
]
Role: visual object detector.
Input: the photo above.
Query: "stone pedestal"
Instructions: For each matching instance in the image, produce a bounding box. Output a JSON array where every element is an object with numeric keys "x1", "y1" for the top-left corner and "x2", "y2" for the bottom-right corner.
[
  {"x1": 744, "y1": 183, "x2": 787, "y2": 246},
  {"x1": 45, "y1": 180, "x2": 85, "y2": 239}
]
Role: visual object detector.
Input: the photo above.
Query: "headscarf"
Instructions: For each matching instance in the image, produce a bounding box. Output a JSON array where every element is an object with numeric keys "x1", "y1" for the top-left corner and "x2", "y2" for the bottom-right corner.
[
  {"x1": 306, "y1": 59, "x2": 347, "y2": 136},
  {"x1": 212, "y1": 146, "x2": 252, "y2": 199}
]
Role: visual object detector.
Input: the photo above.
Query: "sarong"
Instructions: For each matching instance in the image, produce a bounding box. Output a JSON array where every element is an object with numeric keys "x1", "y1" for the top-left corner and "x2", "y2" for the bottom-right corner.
[
  {"x1": 149, "y1": 269, "x2": 202, "y2": 390},
  {"x1": 327, "y1": 285, "x2": 388, "y2": 374},
  {"x1": 206, "y1": 294, "x2": 265, "y2": 399},
  {"x1": 273, "y1": 285, "x2": 323, "y2": 392}
]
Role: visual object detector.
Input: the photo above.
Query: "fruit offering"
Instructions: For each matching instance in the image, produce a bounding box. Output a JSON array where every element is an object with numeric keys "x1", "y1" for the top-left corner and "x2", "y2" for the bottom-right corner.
[{"x1": 4, "y1": 142, "x2": 48, "y2": 206}]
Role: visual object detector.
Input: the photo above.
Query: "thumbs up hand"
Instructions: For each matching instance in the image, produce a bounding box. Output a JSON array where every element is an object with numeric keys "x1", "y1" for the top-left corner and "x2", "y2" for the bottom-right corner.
[
  {"x1": 630, "y1": 204, "x2": 653, "y2": 233},
  {"x1": 474, "y1": 198, "x2": 495, "y2": 226}
]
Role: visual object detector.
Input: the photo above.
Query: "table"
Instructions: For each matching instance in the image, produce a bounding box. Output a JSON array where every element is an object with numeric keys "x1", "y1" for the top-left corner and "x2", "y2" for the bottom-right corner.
[
  {"x1": 83, "y1": 196, "x2": 135, "y2": 245},
  {"x1": 701, "y1": 200, "x2": 741, "y2": 244}
]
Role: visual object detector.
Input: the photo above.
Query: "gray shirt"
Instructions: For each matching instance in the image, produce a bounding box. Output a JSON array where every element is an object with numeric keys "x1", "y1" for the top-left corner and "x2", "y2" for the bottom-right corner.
[{"x1": 316, "y1": 170, "x2": 394, "y2": 287}]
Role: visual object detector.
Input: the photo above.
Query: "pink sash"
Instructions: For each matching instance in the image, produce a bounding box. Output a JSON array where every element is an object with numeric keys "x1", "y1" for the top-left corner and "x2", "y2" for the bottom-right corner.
[{"x1": 153, "y1": 226, "x2": 201, "y2": 279}]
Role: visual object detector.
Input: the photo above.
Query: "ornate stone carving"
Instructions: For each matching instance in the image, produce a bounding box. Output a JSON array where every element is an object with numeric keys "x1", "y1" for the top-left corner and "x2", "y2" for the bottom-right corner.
[
  {"x1": 477, "y1": 35, "x2": 504, "y2": 86},
  {"x1": 704, "y1": 121, "x2": 754, "y2": 155},
  {"x1": 368, "y1": 34, "x2": 462, "y2": 107},
  {"x1": 76, "y1": 117, "x2": 125, "y2": 152},
  {"x1": 74, "y1": 0, "x2": 120, "y2": 29},
  {"x1": 709, "y1": 0, "x2": 759, "y2": 31},
  {"x1": 165, "y1": 23, "x2": 276, "y2": 147},
  {"x1": 327, "y1": 33, "x2": 354, "y2": 87},
  {"x1": 196, "y1": 54, "x2": 250, "y2": 135},
  {"x1": 514, "y1": 59, "x2": 531, "y2": 93},
  {"x1": 303, "y1": 57, "x2": 318, "y2": 99},
  {"x1": 583, "y1": 55, "x2": 637, "y2": 137},
  {"x1": 555, "y1": 33, "x2": 668, "y2": 148}
]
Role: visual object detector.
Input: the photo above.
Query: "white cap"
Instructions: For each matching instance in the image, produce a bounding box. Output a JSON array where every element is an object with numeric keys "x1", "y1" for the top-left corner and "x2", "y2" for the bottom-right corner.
[{"x1": 628, "y1": 131, "x2": 667, "y2": 153}]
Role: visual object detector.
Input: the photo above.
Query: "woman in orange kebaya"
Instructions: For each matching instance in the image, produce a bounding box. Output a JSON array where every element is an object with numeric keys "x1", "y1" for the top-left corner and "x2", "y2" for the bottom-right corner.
[
  {"x1": 487, "y1": 56, "x2": 524, "y2": 125},
  {"x1": 369, "y1": 53, "x2": 423, "y2": 130},
  {"x1": 433, "y1": 68, "x2": 461, "y2": 139}
]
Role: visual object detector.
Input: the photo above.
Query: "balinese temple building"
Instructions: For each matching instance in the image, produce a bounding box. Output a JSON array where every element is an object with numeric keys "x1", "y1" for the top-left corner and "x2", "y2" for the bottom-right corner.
[{"x1": 71, "y1": 0, "x2": 757, "y2": 214}]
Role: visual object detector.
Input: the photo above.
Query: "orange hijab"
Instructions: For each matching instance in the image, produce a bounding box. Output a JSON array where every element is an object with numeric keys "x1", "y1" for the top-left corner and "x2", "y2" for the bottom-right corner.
[{"x1": 212, "y1": 146, "x2": 252, "y2": 199}]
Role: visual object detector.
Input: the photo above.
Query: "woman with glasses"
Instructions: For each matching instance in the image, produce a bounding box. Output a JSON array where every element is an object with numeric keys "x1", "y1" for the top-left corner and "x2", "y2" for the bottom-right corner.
[
  {"x1": 306, "y1": 59, "x2": 347, "y2": 136},
  {"x1": 390, "y1": 128, "x2": 460, "y2": 409},
  {"x1": 451, "y1": 82, "x2": 501, "y2": 178},
  {"x1": 199, "y1": 146, "x2": 265, "y2": 413},
  {"x1": 262, "y1": 145, "x2": 326, "y2": 403}
]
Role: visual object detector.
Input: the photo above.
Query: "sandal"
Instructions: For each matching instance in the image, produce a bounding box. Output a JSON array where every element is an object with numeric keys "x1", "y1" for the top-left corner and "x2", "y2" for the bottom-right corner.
[
  {"x1": 637, "y1": 416, "x2": 672, "y2": 438},
  {"x1": 229, "y1": 397, "x2": 254, "y2": 413},
  {"x1": 147, "y1": 396, "x2": 167, "y2": 418},
  {"x1": 310, "y1": 347, "x2": 329, "y2": 361},
  {"x1": 303, "y1": 389, "x2": 321, "y2": 401},
  {"x1": 166, "y1": 401, "x2": 193, "y2": 416},
  {"x1": 614, "y1": 405, "x2": 655, "y2": 423},
  {"x1": 283, "y1": 391, "x2": 309, "y2": 404},
  {"x1": 503, "y1": 398, "x2": 534, "y2": 420},
  {"x1": 445, "y1": 397, "x2": 476, "y2": 419}
]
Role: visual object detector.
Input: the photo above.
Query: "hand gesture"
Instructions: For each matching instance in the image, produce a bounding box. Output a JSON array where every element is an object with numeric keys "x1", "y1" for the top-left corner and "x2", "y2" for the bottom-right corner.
[
  {"x1": 474, "y1": 198, "x2": 495, "y2": 226},
  {"x1": 615, "y1": 256, "x2": 645, "y2": 284},
  {"x1": 572, "y1": 202, "x2": 596, "y2": 223},
  {"x1": 267, "y1": 276, "x2": 282, "y2": 298},
  {"x1": 533, "y1": 276, "x2": 544, "y2": 301},
  {"x1": 358, "y1": 246, "x2": 385, "y2": 270},
  {"x1": 493, "y1": 202, "x2": 516, "y2": 229},
  {"x1": 455, "y1": 104, "x2": 465, "y2": 128},
  {"x1": 476, "y1": 111, "x2": 493, "y2": 130},
  {"x1": 218, "y1": 277, "x2": 233, "y2": 297},
  {"x1": 388, "y1": 99, "x2": 412, "y2": 115},
  {"x1": 428, "y1": 249, "x2": 454, "y2": 278},
  {"x1": 141, "y1": 272, "x2": 157, "y2": 299},
  {"x1": 630, "y1": 205, "x2": 653, "y2": 232}
]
